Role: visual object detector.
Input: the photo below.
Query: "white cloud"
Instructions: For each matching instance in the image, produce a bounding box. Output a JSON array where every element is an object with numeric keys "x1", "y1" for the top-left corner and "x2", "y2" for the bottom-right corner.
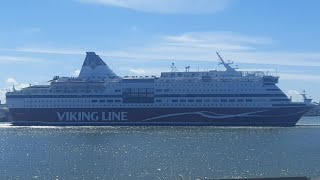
[
  {"x1": 1, "y1": 79, "x2": 29, "y2": 103},
  {"x1": 225, "y1": 52, "x2": 320, "y2": 67},
  {"x1": 127, "y1": 68, "x2": 167, "y2": 76},
  {"x1": 287, "y1": 90, "x2": 302, "y2": 102},
  {"x1": 90, "y1": 32, "x2": 275, "y2": 63},
  {"x1": 0, "y1": 55, "x2": 47, "y2": 63},
  {"x1": 95, "y1": 32, "x2": 320, "y2": 68},
  {"x1": 6, "y1": 78, "x2": 18, "y2": 85},
  {"x1": 77, "y1": 0, "x2": 230, "y2": 14},
  {"x1": 0, "y1": 47, "x2": 86, "y2": 57},
  {"x1": 5, "y1": 78, "x2": 29, "y2": 90},
  {"x1": 16, "y1": 83, "x2": 29, "y2": 90},
  {"x1": 13, "y1": 47, "x2": 84, "y2": 55},
  {"x1": 1, "y1": 31, "x2": 320, "y2": 68},
  {"x1": 163, "y1": 32, "x2": 273, "y2": 46},
  {"x1": 0, "y1": 88, "x2": 7, "y2": 104},
  {"x1": 72, "y1": 69, "x2": 81, "y2": 76},
  {"x1": 279, "y1": 73, "x2": 320, "y2": 82},
  {"x1": 129, "y1": 68, "x2": 146, "y2": 75}
]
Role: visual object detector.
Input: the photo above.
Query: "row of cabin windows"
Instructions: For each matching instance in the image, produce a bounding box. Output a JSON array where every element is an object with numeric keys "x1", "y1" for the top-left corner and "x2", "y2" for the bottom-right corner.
[
  {"x1": 92, "y1": 100, "x2": 121, "y2": 103},
  {"x1": 24, "y1": 104, "x2": 131, "y2": 108},
  {"x1": 155, "y1": 99, "x2": 253, "y2": 103},
  {"x1": 164, "y1": 104, "x2": 262, "y2": 107},
  {"x1": 222, "y1": 99, "x2": 253, "y2": 102},
  {"x1": 25, "y1": 98, "x2": 254, "y2": 104},
  {"x1": 156, "y1": 89, "x2": 170, "y2": 92},
  {"x1": 155, "y1": 88, "x2": 270, "y2": 92},
  {"x1": 14, "y1": 91, "x2": 285, "y2": 99},
  {"x1": 155, "y1": 83, "x2": 262, "y2": 87},
  {"x1": 25, "y1": 99, "x2": 121, "y2": 103},
  {"x1": 22, "y1": 103, "x2": 262, "y2": 108}
]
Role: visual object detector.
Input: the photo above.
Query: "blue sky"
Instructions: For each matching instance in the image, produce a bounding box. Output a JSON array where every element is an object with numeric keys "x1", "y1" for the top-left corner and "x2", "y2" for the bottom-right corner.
[{"x1": 0, "y1": 0, "x2": 320, "y2": 103}]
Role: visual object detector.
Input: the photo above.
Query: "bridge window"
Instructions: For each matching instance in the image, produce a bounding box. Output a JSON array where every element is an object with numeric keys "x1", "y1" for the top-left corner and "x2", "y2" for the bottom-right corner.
[{"x1": 123, "y1": 88, "x2": 154, "y2": 103}]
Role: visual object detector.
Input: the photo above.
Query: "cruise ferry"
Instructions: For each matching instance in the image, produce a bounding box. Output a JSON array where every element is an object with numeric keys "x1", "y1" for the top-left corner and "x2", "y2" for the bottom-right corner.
[{"x1": 6, "y1": 52, "x2": 316, "y2": 126}]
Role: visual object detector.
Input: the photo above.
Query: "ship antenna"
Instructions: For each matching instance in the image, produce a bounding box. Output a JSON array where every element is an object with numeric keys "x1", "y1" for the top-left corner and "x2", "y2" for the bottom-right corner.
[{"x1": 185, "y1": 66, "x2": 190, "y2": 72}]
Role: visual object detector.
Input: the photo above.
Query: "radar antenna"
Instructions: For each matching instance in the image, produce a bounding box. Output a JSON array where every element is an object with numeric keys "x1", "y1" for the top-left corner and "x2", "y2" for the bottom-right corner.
[
  {"x1": 216, "y1": 52, "x2": 237, "y2": 73},
  {"x1": 170, "y1": 63, "x2": 177, "y2": 72}
]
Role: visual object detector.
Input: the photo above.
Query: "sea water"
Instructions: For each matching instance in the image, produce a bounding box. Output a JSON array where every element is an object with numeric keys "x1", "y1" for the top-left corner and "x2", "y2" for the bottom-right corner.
[{"x1": 0, "y1": 116, "x2": 319, "y2": 179}]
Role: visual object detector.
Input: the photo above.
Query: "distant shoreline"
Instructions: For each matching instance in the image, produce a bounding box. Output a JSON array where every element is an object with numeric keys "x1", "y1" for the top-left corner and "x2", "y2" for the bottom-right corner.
[{"x1": 0, "y1": 105, "x2": 9, "y2": 122}]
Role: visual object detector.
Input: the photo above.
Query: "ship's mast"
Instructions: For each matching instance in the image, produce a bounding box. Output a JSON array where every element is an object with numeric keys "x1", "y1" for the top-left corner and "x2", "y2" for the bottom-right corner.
[
  {"x1": 300, "y1": 90, "x2": 312, "y2": 103},
  {"x1": 170, "y1": 63, "x2": 177, "y2": 72},
  {"x1": 216, "y1": 52, "x2": 237, "y2": 73}
]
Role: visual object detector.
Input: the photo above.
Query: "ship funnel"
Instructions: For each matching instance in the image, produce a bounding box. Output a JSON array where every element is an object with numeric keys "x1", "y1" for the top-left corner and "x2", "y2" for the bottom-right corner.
[{"x1": 78, "y1": 52, "x2": 117, "y2": 80}]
